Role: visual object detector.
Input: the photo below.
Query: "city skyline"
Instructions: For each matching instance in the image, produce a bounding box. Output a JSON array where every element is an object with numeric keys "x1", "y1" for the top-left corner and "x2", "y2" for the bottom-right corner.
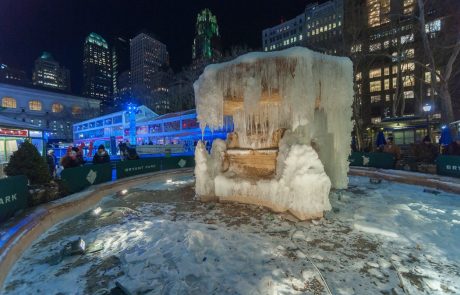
[{"x1": 0, "y1": 0, "x2": 313, "y2": 92}]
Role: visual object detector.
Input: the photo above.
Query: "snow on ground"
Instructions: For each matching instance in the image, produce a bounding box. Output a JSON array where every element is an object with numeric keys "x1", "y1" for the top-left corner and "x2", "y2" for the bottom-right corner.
[{"x1": 2, "y1": 172, "x2": 460, "y2": 295}]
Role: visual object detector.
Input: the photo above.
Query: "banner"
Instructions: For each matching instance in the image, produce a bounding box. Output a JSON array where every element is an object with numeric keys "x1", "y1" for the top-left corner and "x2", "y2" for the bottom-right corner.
[
  {"x1": 60, "y1": 163, "x2": 112, "y2": 193},
  {"x1": 349, "y1": 152, "x2": 395, "y2": 169},
  {"x1": 116, "y1": 158, "x2": 161, "y2": 179},
  {"x1": 436, "y1": 156, "x2": 460, "y2": 178},
  {"x1": 0, "y1": 175, "x2": 29, "y2": 222},
  {"x1": 162, "y1": 156, "x2": 195, "y2": 170}
]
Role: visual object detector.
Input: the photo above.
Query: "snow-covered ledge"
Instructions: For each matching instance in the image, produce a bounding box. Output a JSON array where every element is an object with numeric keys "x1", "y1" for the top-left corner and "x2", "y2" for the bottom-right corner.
[{"x1": 194, "y1": 47, "x2": 354, "y2": 220}]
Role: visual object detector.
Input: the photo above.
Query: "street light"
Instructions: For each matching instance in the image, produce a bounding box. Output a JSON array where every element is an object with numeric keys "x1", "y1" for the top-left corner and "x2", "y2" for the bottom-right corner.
[
  {"x1": 126, "y1": 103, "x2": 138, "y2": 146},
  {"x1": 423, "y1": 103, "x2": 432, "y2": 137}
]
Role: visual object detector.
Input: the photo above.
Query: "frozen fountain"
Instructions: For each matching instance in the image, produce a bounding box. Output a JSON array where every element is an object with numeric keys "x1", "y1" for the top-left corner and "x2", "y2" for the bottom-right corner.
[{"x1": 194, "y1": 47, "x2": 354, "y2": 220}]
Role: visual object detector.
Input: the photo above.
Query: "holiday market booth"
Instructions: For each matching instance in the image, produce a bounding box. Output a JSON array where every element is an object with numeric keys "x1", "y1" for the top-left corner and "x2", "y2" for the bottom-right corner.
[{"x1": 0, "y1": 115, "x2": 45, "y2": 177}]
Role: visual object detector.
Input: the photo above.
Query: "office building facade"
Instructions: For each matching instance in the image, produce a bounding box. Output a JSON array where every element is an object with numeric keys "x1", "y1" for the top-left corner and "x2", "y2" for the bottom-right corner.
[
  {"x1": 32, "y1": 52, "x2": 70, "y2": 92},
  {"x1": 0, "y1": 82, "x2": 100, "y2": 142},
  {"x1": 130, "y1": 33, "x2": 169, "y2": 90},
  {"x1": 83, "y1": 32, "x2": 113, "y2": 112},
  {"x1": 262, "y1": 0, "x2": 344, "y2": 55}
]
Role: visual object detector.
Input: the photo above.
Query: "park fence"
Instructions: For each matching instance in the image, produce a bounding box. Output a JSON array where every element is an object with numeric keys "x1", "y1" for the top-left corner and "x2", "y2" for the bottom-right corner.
[
  {"x1": 0, "y1": 176, "x2": 29, "y2": 223},
  {"x1": 3, "y1": 154, "x2": 460, "y2": 222}
]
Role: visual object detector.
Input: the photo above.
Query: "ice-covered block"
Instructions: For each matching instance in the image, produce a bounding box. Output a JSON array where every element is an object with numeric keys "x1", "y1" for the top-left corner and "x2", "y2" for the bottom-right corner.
[{"x1": 194, "y1": 47, "x2": 353, "y2": 220}]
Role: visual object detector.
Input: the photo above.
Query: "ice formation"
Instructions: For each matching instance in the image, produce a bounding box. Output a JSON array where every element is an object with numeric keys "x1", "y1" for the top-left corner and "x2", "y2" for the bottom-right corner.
[{"x1": 194, "y1": 47, "x2": 353, "y2": 220}]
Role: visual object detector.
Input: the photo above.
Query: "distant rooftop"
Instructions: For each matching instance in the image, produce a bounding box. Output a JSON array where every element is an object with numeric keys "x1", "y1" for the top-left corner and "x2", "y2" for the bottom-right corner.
[
  {"x1": 39, "y1": 51, "x2": 54, "y2": 60},
  {"x1": 85, "y1": 32, "x2": 108, "y2": 49}
]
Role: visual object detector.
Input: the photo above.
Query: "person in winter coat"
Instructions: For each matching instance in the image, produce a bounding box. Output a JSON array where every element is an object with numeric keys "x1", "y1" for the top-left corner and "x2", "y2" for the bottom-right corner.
[
  {"x1": 75, "y1": 144, "x2": 86, "y2": 165},
  {"x1": 61, "y1": 147, "x2": 80, "y2": 169},
  {"x1": 46, "y1": 149, "x2": 56, "y2": 177},
  {"x1": 414, "y1": 136, "x2": 438, "y2": 163},
  {"x1": 383, "y1": 136, "x2": 401, "y2": 160},
  {"x1": 93, "y1": 144, "x2": 110, "y2": 164},
  {"x1": 447, "y1": 136, "x2": 460, "y2": 156}
]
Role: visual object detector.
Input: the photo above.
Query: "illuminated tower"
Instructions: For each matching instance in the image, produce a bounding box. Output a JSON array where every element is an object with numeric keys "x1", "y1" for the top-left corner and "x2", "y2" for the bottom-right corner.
[
  {"x1": 192, "y1": 9, "x2": 222, "y2": 61},
  {"x1": 83, "y1": 32, "x2": 113, "y2": 112}
]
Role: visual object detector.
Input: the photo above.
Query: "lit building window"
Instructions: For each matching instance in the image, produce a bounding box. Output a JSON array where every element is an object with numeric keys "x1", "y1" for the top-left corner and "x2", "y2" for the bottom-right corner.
[
  {"x1": 355, "y1": 72, "x2": 362, "y2": 81},
  {"x1": 384, "y1": 79, "x2": 390, "y2": 90},
  {"x1": 29, "y1": 100, "x2": 42, "y2": 111},
  {"x1": 370, "y1": 81, "x2": 381, "y2": 92},
  {"x1": 392, "y1": 77, "x2": 397, "y2": 89},
  {"x1": 72, "y1": 106, "x2": 83, "y2": 115},
  {"x1": 404, "y1": 91, "x2": 414, "y2": 99},
  {"x1": 424, "y1": 71, "x2": 441, "y2": 83},
  {"x1": 367, "y1": 0, "x2": 390, "y2": 27},
  {"x1": 371, "y1": 117, "x2": 382, "y2": 124},
  {"x1": 403, "y1": 0, "x2": 415, "y2": 15},
  {"x1": 402, "y1": 62, "x2": 415, "y2": 72},
  {"x1": 369, "y1": 68, "x2": 381, "y2": 78},
  {"x1": 402, "y1": 75, "x2": 415, "y2": 87},
  {"x1": 404, "y1": 48, "x2": 414, "y2": 58},
  {"x1": 384, "y1": 67, "x2": 390, "y2": 76},
  {"x1": 369, "y1": 42, "x2": 382, "y2": 52},
  {"x1": 400, "y1": 34, "x2": 414, "y2": 44},
  {"x1": 371, "y1": 95, "x2": 381, "y2": 103},
  {"x1": 425, "y1": 19, "x2": 441, "y2": 33},
  {"x1": 351, "y1": 43, "x2": 362, "y2": 53},
  {"x1": 52, "y1": 103, "x2": 64, "y2": 113},
  {"x1": 1, "y1": 97, "x2": 17, "y2": 108}
]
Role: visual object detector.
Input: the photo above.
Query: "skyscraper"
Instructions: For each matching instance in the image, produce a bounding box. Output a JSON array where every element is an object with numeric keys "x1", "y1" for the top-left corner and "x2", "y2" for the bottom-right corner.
[
  {"x1": 262, "y1": 0, "x2": 344, "y2": 55},
  {"x1": 130, "y1": 32, "x2": 169, "y2": 90},
  {"x1": 83, "y1": 32, "x2": 113, "y2": 112},
  {"x1": 111, "y1": 37, "x2": 130, "y2": 96},
  {"x1": 192, "y1": 9, "x2": 222, "y2": 61},
  {"x1": 32, "y1": 52, "x2": 70, "y2": 92}
]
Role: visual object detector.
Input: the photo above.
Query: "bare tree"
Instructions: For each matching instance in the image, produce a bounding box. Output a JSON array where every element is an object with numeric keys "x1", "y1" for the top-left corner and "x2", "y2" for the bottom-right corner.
[
  {"x1": 416, "y1": 0, "x2": 460, "y2": 123},
  {"x1": 343, "y1": 0, "x2": 370, "y2": 150}
]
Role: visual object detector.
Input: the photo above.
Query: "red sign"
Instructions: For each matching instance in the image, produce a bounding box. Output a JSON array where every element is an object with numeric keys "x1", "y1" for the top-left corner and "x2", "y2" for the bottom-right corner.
[{"x1": 0, "y1": 128, "x2": 29, "y2": 137}]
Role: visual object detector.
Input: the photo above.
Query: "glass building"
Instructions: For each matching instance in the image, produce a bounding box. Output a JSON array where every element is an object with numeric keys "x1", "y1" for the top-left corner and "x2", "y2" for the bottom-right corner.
[{"x1": 73, "y1": 106, "x2": 231, "y2": 155}]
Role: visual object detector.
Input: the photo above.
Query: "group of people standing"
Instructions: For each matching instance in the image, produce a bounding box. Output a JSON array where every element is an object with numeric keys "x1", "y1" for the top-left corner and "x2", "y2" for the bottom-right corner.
[
  {"x1": 373, "y1": 133, "x2": 460, "y2": 165},
  {"x1": 45, "y1": 144, "x2": 111, "y2": 178}
]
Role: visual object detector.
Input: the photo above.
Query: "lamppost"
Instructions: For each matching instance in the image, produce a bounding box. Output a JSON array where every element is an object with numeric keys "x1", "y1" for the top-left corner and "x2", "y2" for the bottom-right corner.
[{"x1": 423, "y1": 103, "x2": 432, "y2": 138}]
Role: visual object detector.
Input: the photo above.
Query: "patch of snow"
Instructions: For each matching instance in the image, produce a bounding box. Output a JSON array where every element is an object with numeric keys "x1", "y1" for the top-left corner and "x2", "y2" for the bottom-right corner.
[{"x1": 353, "y1": 223, "x2": 399, "y2": 238}]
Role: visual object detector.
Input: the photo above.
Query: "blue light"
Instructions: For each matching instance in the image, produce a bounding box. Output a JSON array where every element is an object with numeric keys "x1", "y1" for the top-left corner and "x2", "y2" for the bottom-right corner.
[{"x1": 442, "y1": 125, "x2": 447, "y2": 129}]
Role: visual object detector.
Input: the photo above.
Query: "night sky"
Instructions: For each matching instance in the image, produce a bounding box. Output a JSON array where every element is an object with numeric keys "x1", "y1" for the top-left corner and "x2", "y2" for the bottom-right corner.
[{"x1": 0, "y1": 0, "x2": 313, "y2": 92}]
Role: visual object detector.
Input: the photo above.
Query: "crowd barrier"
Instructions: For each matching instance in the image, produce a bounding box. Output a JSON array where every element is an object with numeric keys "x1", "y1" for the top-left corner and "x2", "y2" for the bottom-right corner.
[
  {"x1": 60, "y1": 163, "x2": 112, "y2": 194},
  {"x1": 436, "y1": 155, "x2": 460, "y2": 178},
  {"x1": 0, "y1": 176, "x2": 29, "y2": 222},
  {"x1": 3, "y1": 153, "x2": 459, "y2": 221},
  {"x1": 116, "y1": 155, "x2": 195, "y2": 179},
  {"x1": 349, "y1": 152, "x2": 396, "y2": 169}
]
